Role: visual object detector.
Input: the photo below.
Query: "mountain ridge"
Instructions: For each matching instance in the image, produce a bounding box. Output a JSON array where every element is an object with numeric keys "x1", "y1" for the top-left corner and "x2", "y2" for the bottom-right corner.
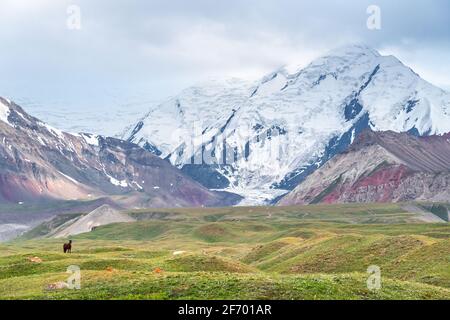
[
  {"x1": 122, "y1": 44, "x2": 450, "y2": 204},
  {"x1": 0, "y1": 97, "x2": 240, "y2": 208},
  {"x1": 278, "y1": 129, "x2": 450, "y2": 205}
]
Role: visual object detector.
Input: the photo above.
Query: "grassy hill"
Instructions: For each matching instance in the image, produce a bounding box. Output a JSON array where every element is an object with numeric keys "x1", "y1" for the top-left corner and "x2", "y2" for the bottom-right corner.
[{"x1": 1, "y1": 203, "x2": 449, "y2": 299}]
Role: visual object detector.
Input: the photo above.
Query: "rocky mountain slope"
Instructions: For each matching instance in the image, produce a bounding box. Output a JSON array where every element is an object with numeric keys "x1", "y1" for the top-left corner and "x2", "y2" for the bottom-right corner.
[
  {"x1": 0, "y1": 97, "x2": 239, "y2": 208},
  {"x1": 278, "y1": 130, "x2": 450, "y2": 205},
  {"x1": 122, "y1": 44, "x2": 450, "y2": 204},
  {"x1": 53, "y1": 205, "x2": 135, "y2": 238}
]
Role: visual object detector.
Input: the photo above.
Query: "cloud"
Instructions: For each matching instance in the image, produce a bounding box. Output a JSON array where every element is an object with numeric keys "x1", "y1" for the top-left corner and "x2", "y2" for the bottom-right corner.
[{"x1": 0, "y1": 0, "x2": 449, "y2": 121}]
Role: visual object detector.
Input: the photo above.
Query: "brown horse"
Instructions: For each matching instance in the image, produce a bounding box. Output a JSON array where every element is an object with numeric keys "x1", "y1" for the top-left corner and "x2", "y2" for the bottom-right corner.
[{"x1": 63, "y1": 240, "x2": 72, "y2": 253}]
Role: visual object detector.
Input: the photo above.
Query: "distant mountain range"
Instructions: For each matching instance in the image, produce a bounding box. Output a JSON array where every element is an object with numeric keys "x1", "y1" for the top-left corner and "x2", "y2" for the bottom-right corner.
[
  {"x1": 2, "y1": 44, "x2": 450, "y2": 208},
  {"x1": 0, "y1": 97, "x2": 239, "y2": 208},
  {"x1": 122, "y1": 44, "x2": 450, "y2": 204}
]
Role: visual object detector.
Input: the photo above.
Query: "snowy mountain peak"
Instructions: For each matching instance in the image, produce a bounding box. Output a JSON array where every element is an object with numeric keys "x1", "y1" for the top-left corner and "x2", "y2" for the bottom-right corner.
[
  {"x1": 326, "y1": 43, "x2": 381, "y2": 58},
  {"x1": 123, "y1": 44, "x2": 450, "y2": 204},
  {"x1": 0, "y1": 98, "x2": 11, "y2": 125}
]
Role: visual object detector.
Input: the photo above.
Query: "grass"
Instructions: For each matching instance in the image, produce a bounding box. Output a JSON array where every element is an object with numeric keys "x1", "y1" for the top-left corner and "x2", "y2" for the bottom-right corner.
[
  {"x1": 1, "y1": 271, "x2": 448, "y2": 300},
  {"x1": 1, "y1": 202, "x2": 449, "y2": 299}
]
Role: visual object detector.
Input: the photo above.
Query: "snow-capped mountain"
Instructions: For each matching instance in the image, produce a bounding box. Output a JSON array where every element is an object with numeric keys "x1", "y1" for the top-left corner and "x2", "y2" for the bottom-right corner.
[
  {"x1": 0, "y1": 97, "x2": 239, "y2": 207},
  {"x1": 123, "y1": 44, "x2": 450, "y2": 204}
]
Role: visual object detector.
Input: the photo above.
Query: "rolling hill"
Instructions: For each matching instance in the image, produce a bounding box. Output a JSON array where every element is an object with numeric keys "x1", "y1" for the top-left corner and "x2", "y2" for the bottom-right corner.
[{"x1": 2, "y1": 203, "x2": 449, "y2": 299}]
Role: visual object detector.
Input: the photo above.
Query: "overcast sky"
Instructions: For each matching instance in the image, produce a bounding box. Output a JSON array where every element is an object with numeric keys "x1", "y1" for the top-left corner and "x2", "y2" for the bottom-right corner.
[{"x1": 0, "y1": 0, "x2": 449, "y2": 133}]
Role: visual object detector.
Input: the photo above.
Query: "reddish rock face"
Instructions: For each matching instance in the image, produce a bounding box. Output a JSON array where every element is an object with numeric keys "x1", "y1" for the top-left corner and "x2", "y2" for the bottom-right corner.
[
  {"x1": 0, "y1": 98, "x2": 239, "y2": 208},
  {"x1": 320, "y1": 165, "x2": 412, "y2": 204},
  {"x1": 278, "y1": 130, "x2": 450, "y2": 205}
]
